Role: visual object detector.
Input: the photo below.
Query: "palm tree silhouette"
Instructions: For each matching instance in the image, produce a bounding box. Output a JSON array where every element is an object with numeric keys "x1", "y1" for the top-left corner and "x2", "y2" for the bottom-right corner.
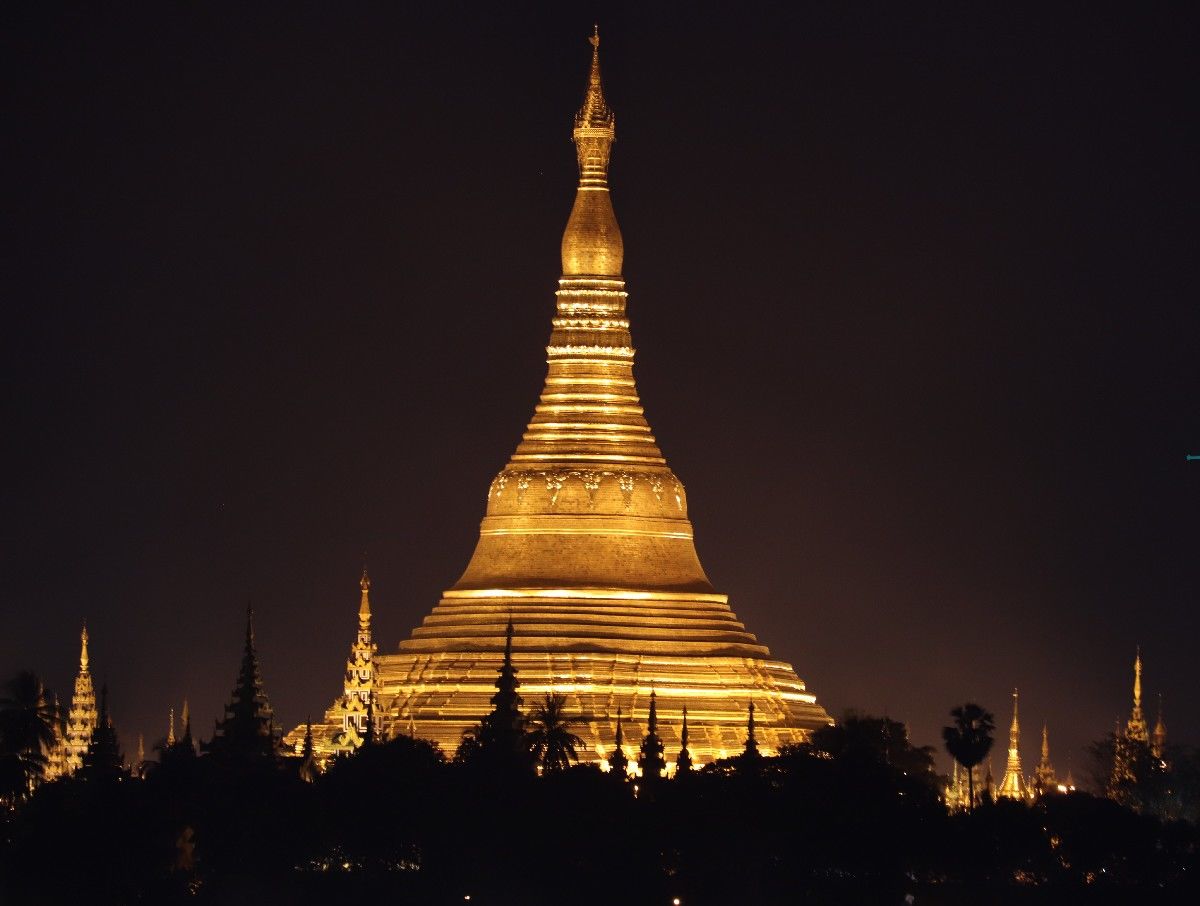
[
  {"x1": 0, "y1": 671, "x2": 61, "y2": 800},
  {"x1": 524, "y1": 693, "x2": 585, "y2": 774},
  {"x1": 943, "y1": 703, "x2": 995, "y2": 811}
]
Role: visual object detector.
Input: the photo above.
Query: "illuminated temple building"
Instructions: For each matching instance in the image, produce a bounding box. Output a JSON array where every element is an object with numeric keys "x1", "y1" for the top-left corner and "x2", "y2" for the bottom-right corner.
[{"x1": 287, "y1": 30, "x2": 830, "y2": 767}]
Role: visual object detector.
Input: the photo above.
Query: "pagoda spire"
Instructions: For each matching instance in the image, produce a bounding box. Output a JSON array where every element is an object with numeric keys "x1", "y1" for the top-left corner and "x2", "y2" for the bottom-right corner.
[
  {"x1": 996, "y1": 688, "x2": 1028, "y2": 799},
  {"x1": 573, "y1": 25, "x2": 616, "y2": 186},
  {"x1": 477, "y1": 618, "x2": 526, "y2": 765},
  {"x1": 1033, "y1": 721, "x2": 1057, "y2": 794},
  {"x1": 675, "y1": 704, "x2": 693, "y2": 775},
  {"x1": 135, "y1": 733, "x2": 145, "y2": 778},
  {"x1": 607, "y1": 705, "x2": 629, "y2": 776},
  {"x1": 638, "y1": 690, "x2": 666, "y2": 781},
  {"x1": 335, "y1": 566, "x2": 378, "y2": 750},
  {"x1": 742, "y1": 701, "x2": 760, "y2": 760},
  {"x1": 1126, "y1": 647, "x2": 1149, "y2": 742},
  {"x1": 557, "y1": 25, "x2": 625, "y2": 280},
  {"x1": 64, "y1": 622, "x2": 97, "y2": 774},
  {"x1": 167, "y1": 707, "x2": 176, "y2": 747},
  {"x1": 181, "y1": 698, "x2": 192, "y2": 746},
  {"x1": 359, "y1": 563, "x2": 371, "y2": 616}
]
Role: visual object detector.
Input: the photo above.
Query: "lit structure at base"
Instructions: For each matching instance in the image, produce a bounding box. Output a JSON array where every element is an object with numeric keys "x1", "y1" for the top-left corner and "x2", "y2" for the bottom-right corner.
[{"x1": 287, "y1": 28, "x2": 829, "y2": 766}]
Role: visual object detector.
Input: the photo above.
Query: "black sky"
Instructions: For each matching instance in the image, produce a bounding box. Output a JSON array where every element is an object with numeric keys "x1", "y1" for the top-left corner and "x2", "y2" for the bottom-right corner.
[{"x1": 3, "y1": 3, "x2": 1197, "y2": 779}]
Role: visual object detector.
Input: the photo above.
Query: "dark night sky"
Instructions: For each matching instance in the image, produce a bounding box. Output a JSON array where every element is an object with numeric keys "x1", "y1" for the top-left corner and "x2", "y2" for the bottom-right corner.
[{"x1": 3, "y1": 3, "x2": 1197, "y2": 780}]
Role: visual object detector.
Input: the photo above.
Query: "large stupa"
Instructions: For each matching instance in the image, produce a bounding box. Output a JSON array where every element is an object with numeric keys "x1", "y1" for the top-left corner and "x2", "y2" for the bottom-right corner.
[{"x1": 291, "y1": 30, "x2": 829, "y2": 767}]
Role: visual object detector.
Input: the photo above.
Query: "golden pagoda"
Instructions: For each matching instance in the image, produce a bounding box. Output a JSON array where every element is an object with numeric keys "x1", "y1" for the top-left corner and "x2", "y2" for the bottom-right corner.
[
  {"x1": 64, "y1": 623, "x2": 97, "y2": 774},
  {"x1": 995, "y1": 688, "x2": 1028, "y2": 800},
  {"x1": 289, "y1": 29, "x2": 829, "y2": 766},
  {"x1": 1125, "y1": 646, "x2": 1149, "y2": 743}
]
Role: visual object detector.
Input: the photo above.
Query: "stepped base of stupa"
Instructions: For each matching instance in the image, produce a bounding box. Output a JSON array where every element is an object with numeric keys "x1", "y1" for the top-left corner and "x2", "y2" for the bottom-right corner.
[
  {"x1": 372, "y1": 648, "x2": 826, "y2": 767},
  {"x1": 364, "y1": 590, "x2": 829, "y2": 767}
]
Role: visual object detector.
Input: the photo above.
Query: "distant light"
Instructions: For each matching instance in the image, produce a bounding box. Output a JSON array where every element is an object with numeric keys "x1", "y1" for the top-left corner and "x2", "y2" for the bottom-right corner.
[{"x1": 673, "y1": 899, "x2": 681, "y2": 905}]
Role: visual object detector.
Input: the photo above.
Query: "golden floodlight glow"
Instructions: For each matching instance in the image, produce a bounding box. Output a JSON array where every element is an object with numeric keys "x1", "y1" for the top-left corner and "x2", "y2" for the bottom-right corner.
[{"x1": 286, "y1": 29, "x2": 830, "y2": 764}]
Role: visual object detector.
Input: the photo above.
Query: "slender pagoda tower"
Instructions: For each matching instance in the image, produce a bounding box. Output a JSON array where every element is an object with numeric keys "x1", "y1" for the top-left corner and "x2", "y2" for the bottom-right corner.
[
  {"x1": 1033, "y1": 722, "x2": 1057, "y2": 793},
  {"x1": 1125, "y1": 647, "x2": 1149, "y2": 744},
  {"x1": 283, "y1": 568, "x2": 379, "y2": 759},
  {"x1": 996, "y1": 689, "x2": 1028, "y2": 800},
  {"x1": 301, "y1": 29, "x2": 829, "y2": 764},
  {"x1": 64, "y1": 623, "x2": 97, "y2": 774}
]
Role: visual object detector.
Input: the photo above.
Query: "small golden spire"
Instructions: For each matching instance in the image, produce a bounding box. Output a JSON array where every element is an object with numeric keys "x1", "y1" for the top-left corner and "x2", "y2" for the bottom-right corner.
[
  {"x1": 359, "y1": 563, "x2": 372, "y2": 620},
  {"x1": 1041, "y1": 721, "x2": 1049, "y2": 760},
  {"x1": 1134, "y1": 646, "x2": 1143, "y2": 709},
  {"x1": 79, "y1": 621, "x2": 89, "y2": 671},
  {"x1": 1127, "y1": 646, "x2": 1149, "y2": 742},
  {"x1": 167, "y1": 706, "x2": 176, "y2": 747}
]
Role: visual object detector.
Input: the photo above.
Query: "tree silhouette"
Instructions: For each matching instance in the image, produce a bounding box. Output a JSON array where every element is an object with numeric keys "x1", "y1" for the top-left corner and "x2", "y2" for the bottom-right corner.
[
  {"x1": 638, "y1": 691, "x2": 666, "y2": 782},
  {"x1": 0, "y1": 670, "x2": 60, "y2": 799},
  {"x1": 607, "y1": 706, "x2": 629, "y2": 778},
  {"x1": 203, "y1": 607, "x2": 280, "y2": 762},
  {"x1": 943, "y1": 703, "x2": 994, "y2": 811},
  {"x1": 525, "y1": 692, "x2": 585, "y2": 774},
  {"x1": 81, "y1": 683, "x2": 124, "y2": 778}
]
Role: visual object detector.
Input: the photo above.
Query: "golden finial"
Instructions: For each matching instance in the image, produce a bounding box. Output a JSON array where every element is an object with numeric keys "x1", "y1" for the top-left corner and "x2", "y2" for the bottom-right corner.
[
  {"x1": 79, "y1": 621, "x2": 89, "y2": 671},
  {"x1": 359, "y1": 562, "x2": 372, "y2": 620},
  {"x1": 167, "y1": 706, "x2": 176, "y2": 747},
  {"x1": 562, "y1": 25, "x2": 623, "y2": 275},
  {"x1": 1133, "y1": 645, "x2": 1143, "y2": 708}
]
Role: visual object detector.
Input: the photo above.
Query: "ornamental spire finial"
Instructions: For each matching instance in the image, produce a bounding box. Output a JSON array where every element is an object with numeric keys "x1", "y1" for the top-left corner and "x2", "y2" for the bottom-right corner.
[
  {"x1": 562, "y1": 26, "x2": 623, "y2": 276},
  {"x1": 359, "y1": 561, "x2": 372, "y2": 621},
  {"x1": 1010, "y1": 688, "x2": 1020, "y2": 740},
  {"x1": 1127, "y1": 647, "x2": 1149, "y2": 742},
  {"x1": 572, "y1": 25, "x2": 616, "y2": 183},
  {"x1": 79, "y1": 622, "x2": 89, "y2": 671},
  {"x1": 1134, "y1": 646, "x2": 1143, "y2": 708}
]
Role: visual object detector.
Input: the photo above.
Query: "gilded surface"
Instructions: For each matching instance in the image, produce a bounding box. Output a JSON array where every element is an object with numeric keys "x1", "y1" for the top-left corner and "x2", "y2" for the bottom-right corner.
[{"x1": 288, "y1": 30, "x2": 830, "y2": 766}]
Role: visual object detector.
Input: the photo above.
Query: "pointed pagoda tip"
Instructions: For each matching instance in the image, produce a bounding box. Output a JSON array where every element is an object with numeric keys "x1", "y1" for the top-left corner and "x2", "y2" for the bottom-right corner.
[
  {"x1": 358, "y1": 563, "x2": 372, "y2": 617},
  {"x1": 590, "y1": 22, "x2": 600, "y2": 48},
  {"x1": 79, "y1": 620, "x2": 90, "y2": 668}
]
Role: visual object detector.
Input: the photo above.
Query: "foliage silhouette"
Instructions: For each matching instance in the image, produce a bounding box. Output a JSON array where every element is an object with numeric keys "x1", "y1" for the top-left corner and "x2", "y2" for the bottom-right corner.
[
  {"x1": 525, "y1": 692, "x2": 586, "y2": 774},
  {"x1": 943, "y1": 702, "x2": 995, "y2": 810}
]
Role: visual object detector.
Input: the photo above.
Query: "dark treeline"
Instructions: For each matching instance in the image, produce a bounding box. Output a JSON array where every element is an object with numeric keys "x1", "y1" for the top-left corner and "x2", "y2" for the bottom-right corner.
[{"x1": 2, "y1": 714, "x2": 1199, "y2": 904}]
